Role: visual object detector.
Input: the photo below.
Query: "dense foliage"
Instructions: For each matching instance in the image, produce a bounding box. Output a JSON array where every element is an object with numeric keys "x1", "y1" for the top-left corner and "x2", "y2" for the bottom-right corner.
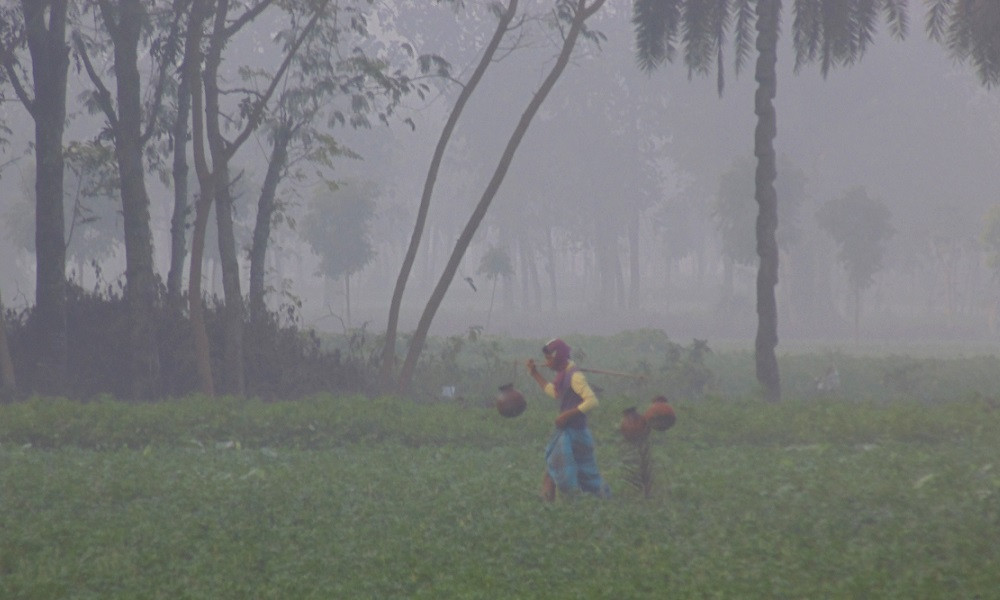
[{"x1": 1, "y1": 281, "x2": 365, "y2": 402}]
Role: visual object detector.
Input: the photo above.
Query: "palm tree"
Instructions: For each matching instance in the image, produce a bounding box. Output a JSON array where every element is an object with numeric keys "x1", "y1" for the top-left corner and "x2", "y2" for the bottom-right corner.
[{"x1": 632, "y1": 0, "x2": 905, "y2": 402}]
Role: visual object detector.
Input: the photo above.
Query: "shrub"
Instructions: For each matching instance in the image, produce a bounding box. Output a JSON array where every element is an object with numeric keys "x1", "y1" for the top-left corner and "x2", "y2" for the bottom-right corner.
[{"x1": 3, "y1": 279, "x2": 366, "y2": 401}]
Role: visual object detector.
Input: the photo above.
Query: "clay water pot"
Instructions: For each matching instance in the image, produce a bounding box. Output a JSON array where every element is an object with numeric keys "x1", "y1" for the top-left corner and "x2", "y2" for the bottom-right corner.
[
  {"x1": 495, "y1": 383, "x2": 526, "y2": 418},
  {"x1": 643, "y1": 396, "x2": 676, "y2": 431},
  {"x1": 619, "y1": 406, "x2": 649, "y2": 442}
]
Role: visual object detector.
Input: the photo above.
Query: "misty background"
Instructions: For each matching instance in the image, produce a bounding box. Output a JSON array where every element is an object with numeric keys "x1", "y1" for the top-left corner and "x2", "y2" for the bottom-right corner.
[{"x1": 2, "y1": 2, "x2": 998, "y2": 346}]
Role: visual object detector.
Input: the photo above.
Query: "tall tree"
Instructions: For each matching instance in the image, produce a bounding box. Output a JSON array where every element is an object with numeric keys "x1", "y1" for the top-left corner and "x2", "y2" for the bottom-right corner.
[
  {"x1": 1, "y1": 0, "x2": 71, "y2": 396},
  {"x1": 380, "y1": 0, "x2": 517, "y2": 387},
  {"x1": 633, "y1": 0, "x2": 905, "y2": 401},
  {"x1": 816, "y1": 186, "x2": 894, "y2": 342},
  {"x1": 166, "y1": 0, "x2": 194, "y2": 315},
  {"x1": 73, "y1": 0, "x2": 184, "y2": 399},
  {"x1": 182, "y1": 0, "x2": 330, "y2": 396},
  {"x1": 247, "y1": 12, "x2": 417, "y2": 329},
  {"x1": 395, "y1": 0, "x2": 609, "y2": 392},
  {"x1": 299, "y1": 179, "x2": 378, "y2": 329}
]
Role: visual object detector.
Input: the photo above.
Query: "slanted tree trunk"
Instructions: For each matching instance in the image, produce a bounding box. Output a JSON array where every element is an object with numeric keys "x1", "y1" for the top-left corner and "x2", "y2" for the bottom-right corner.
[
  {"x1": 24, "y1": 0, "x2": 70, "y2": 397},
  {"x1": 380, "y1": 0, "x2": 519, "y2": 386},
  {"x1": 396, "y1": 0, "x2": 608, "y2": 393},
  {"x1": 753, "y1": 0, "x2": 781, "y2": 402},
  {"x1": 249, "y1": 123, "x2": 291, "y2": 327}
]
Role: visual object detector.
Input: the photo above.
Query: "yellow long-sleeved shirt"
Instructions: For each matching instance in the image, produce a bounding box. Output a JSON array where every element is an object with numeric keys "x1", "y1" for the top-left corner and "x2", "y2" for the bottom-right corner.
[{"x1": 542, "y1": 361, "x2": 599, "y2": 413}]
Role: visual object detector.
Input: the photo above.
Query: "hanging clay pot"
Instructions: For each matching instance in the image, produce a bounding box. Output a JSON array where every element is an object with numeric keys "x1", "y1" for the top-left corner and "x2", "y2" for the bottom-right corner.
[
  {"x1": 495, "y1": 383, "x2": 526, "y2": 418},
  {"x1": 619, "y1": 406, "x2": 649, "y2": 442},
  {"x1": 643, "y1": 396, "x2": 676, "y2": 431}
]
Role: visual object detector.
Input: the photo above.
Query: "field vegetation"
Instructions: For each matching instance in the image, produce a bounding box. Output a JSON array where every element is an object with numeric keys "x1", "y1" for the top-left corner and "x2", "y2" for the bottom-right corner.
[{"x1": 2, "y1": 331, "x2": 999, "y2": 598}]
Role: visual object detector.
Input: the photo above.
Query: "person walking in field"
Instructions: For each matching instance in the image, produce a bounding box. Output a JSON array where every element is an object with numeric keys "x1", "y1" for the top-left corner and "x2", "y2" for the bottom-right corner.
[{"x1": 526, "y1": 338, "x2": 610, "y2": 502}]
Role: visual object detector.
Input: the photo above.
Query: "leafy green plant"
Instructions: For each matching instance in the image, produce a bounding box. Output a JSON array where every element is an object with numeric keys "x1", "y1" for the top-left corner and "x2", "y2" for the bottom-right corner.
[{"x1": 3, "y1": 389, "x2": 1000, "y2": 598}]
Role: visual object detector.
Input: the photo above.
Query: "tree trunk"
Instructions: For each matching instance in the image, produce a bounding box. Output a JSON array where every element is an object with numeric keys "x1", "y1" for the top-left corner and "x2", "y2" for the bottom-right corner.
[
  {"x1": 521, "y1": 240, "x2": 542, "y2": 310},
  {"x1": 345, "y1": 274, "x2": 352, "y2": 329},
  {"x1": 213, "y1": 165, "x2": 246, "y2": 396},
  {"x1": 184, "y1": 0, "x2": 214, "y2": 396},
  {"x1": 396, "y1": 0, "x2": 607, "y2": 393},
  {"x1": 0, "y1": 287, "x2": 16, "y2": 401},
  {"x1": 249, "y1": 124, "x2": 291, "y2": 327},
  {"x1": 24, "y1": 0, "x2": 70, "y2": 397},
  {"x1": 486, "y1": 277, "x2": 498, "y2": 332},
  {"x1": 167, "y1": 63, "x2": 191, "y2": 314},
  {"x1": 380, "y1": 0, "x2": 518, "y2": 386},
  {"x1": 111, "y1": 0, "x2": 161, "y2": 399},
  {"x1": 753, "y1": 0, "x2": 781, "y2": 403},
  {"x1": 197, "y1": 0, "x2": 322, "y2": 397},
  {"x1": 614, "y1": 247, "x2": 626, "y2": 309},
  {"x1": 628, "y1": 214, "x2": 640, "y2": 311},
  {"x1": 595, "y1": 234, "x2": 613, "y2": 311},
  {"x1": 188, "y1": 186, "x2": 216, "y2": 397},
  {"x1": 545, "y1": 226, "x2": 558, "y2": 312},
  {"x1": 853, "y1": 285, "x2": 861, "y2": 345}
]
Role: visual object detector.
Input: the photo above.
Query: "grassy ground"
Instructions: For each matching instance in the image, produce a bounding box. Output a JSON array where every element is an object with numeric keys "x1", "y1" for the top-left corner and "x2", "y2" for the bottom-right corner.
[{"x1": 1, "y1": 392, "x2": 998, "y2": 599}]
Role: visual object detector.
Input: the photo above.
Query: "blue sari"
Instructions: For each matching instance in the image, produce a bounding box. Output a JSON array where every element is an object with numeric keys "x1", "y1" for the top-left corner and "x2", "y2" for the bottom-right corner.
[{"x1": 544, "y1": 428, "x2": 610, "y2": 498}]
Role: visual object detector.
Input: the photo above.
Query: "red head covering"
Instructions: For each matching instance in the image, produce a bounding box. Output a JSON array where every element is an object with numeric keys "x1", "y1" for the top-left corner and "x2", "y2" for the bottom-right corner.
[{"x1": 543, "y1": 338, "x2": 571, "y2": 371}]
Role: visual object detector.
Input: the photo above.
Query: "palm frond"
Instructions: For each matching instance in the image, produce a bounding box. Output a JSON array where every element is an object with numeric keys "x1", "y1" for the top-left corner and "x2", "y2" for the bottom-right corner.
[
  {"x1": 882, "y1": 0, "x2": 908, "y2": 40},
  {"x1": 682, "y1": 0, "x2": 732, "y2": 92},
  {"x1": 821, "y1": 0, "x2": 851, "y2": 69},
  {"x1": 945, "y1": 1, "x2": 974, "y2": 60},
  {"x1": 792, "y1": 0, "x2": 823, "y2": 73},
  {"x1": 967, "y1": 0, "x2": 1000, "y2": 87},
  {"x1": 733, "y1": 0, "x2": 755, "y2": 75},
  {"x1": 714, "y1": 0, "x2": 731, "y2": 94},
  {"x1": 793, "y1": 0, "x2": 905, "y2": 77},
  {"x1": 681, "y1": 0, "x2": 713, "y2": 76},
  {"x1": 924, "y1": 0, "x2": 953, "y2": 42},
  {"x1": 852, "y1": 0, "x2": 880, "y2": 60},
  {"x1": 632, "y1": 0, "x2": 682, "y2": 72}
]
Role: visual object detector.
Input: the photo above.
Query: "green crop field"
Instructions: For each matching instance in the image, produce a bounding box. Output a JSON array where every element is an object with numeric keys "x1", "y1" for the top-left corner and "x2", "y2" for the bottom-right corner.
[{"x1": 2, "y1": 340, "x2": 1000, "y2": 598}]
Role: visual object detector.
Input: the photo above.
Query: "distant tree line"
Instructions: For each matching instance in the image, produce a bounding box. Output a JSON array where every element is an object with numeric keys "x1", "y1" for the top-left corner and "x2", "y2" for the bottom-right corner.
[{"x1": 0, "y1": 0, "x2": 997, "y2": 402}]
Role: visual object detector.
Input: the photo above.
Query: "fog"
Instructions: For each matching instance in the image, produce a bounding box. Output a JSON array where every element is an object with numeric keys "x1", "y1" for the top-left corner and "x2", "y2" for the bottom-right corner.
[{"x1": 2, "y1": 2, "x2": 999, "y2": 347}]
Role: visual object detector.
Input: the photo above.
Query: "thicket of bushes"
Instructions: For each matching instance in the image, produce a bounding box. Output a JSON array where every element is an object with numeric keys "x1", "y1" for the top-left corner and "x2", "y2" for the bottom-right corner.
[{"x1": 1, "y1": 280, "x2": 365, "y2": 402}]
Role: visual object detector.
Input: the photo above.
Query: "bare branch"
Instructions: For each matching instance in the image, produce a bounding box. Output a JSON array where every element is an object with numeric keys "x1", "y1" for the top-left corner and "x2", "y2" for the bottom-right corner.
[
  {"x1": 142, "y1": 0, "x2": 193, "y2": 144},
  {"x1": 222, "y1": 0, "x2": 273, "y2": 40},
  {"x1": 2, "y1": 60, "x2": 33, "y2": 117},
  {"x1": 227, "y1": 3, "x2": 326, "y2": 155},
  {"x1": 72, "y1": 30, "x2": 119, "y2": 130}
]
